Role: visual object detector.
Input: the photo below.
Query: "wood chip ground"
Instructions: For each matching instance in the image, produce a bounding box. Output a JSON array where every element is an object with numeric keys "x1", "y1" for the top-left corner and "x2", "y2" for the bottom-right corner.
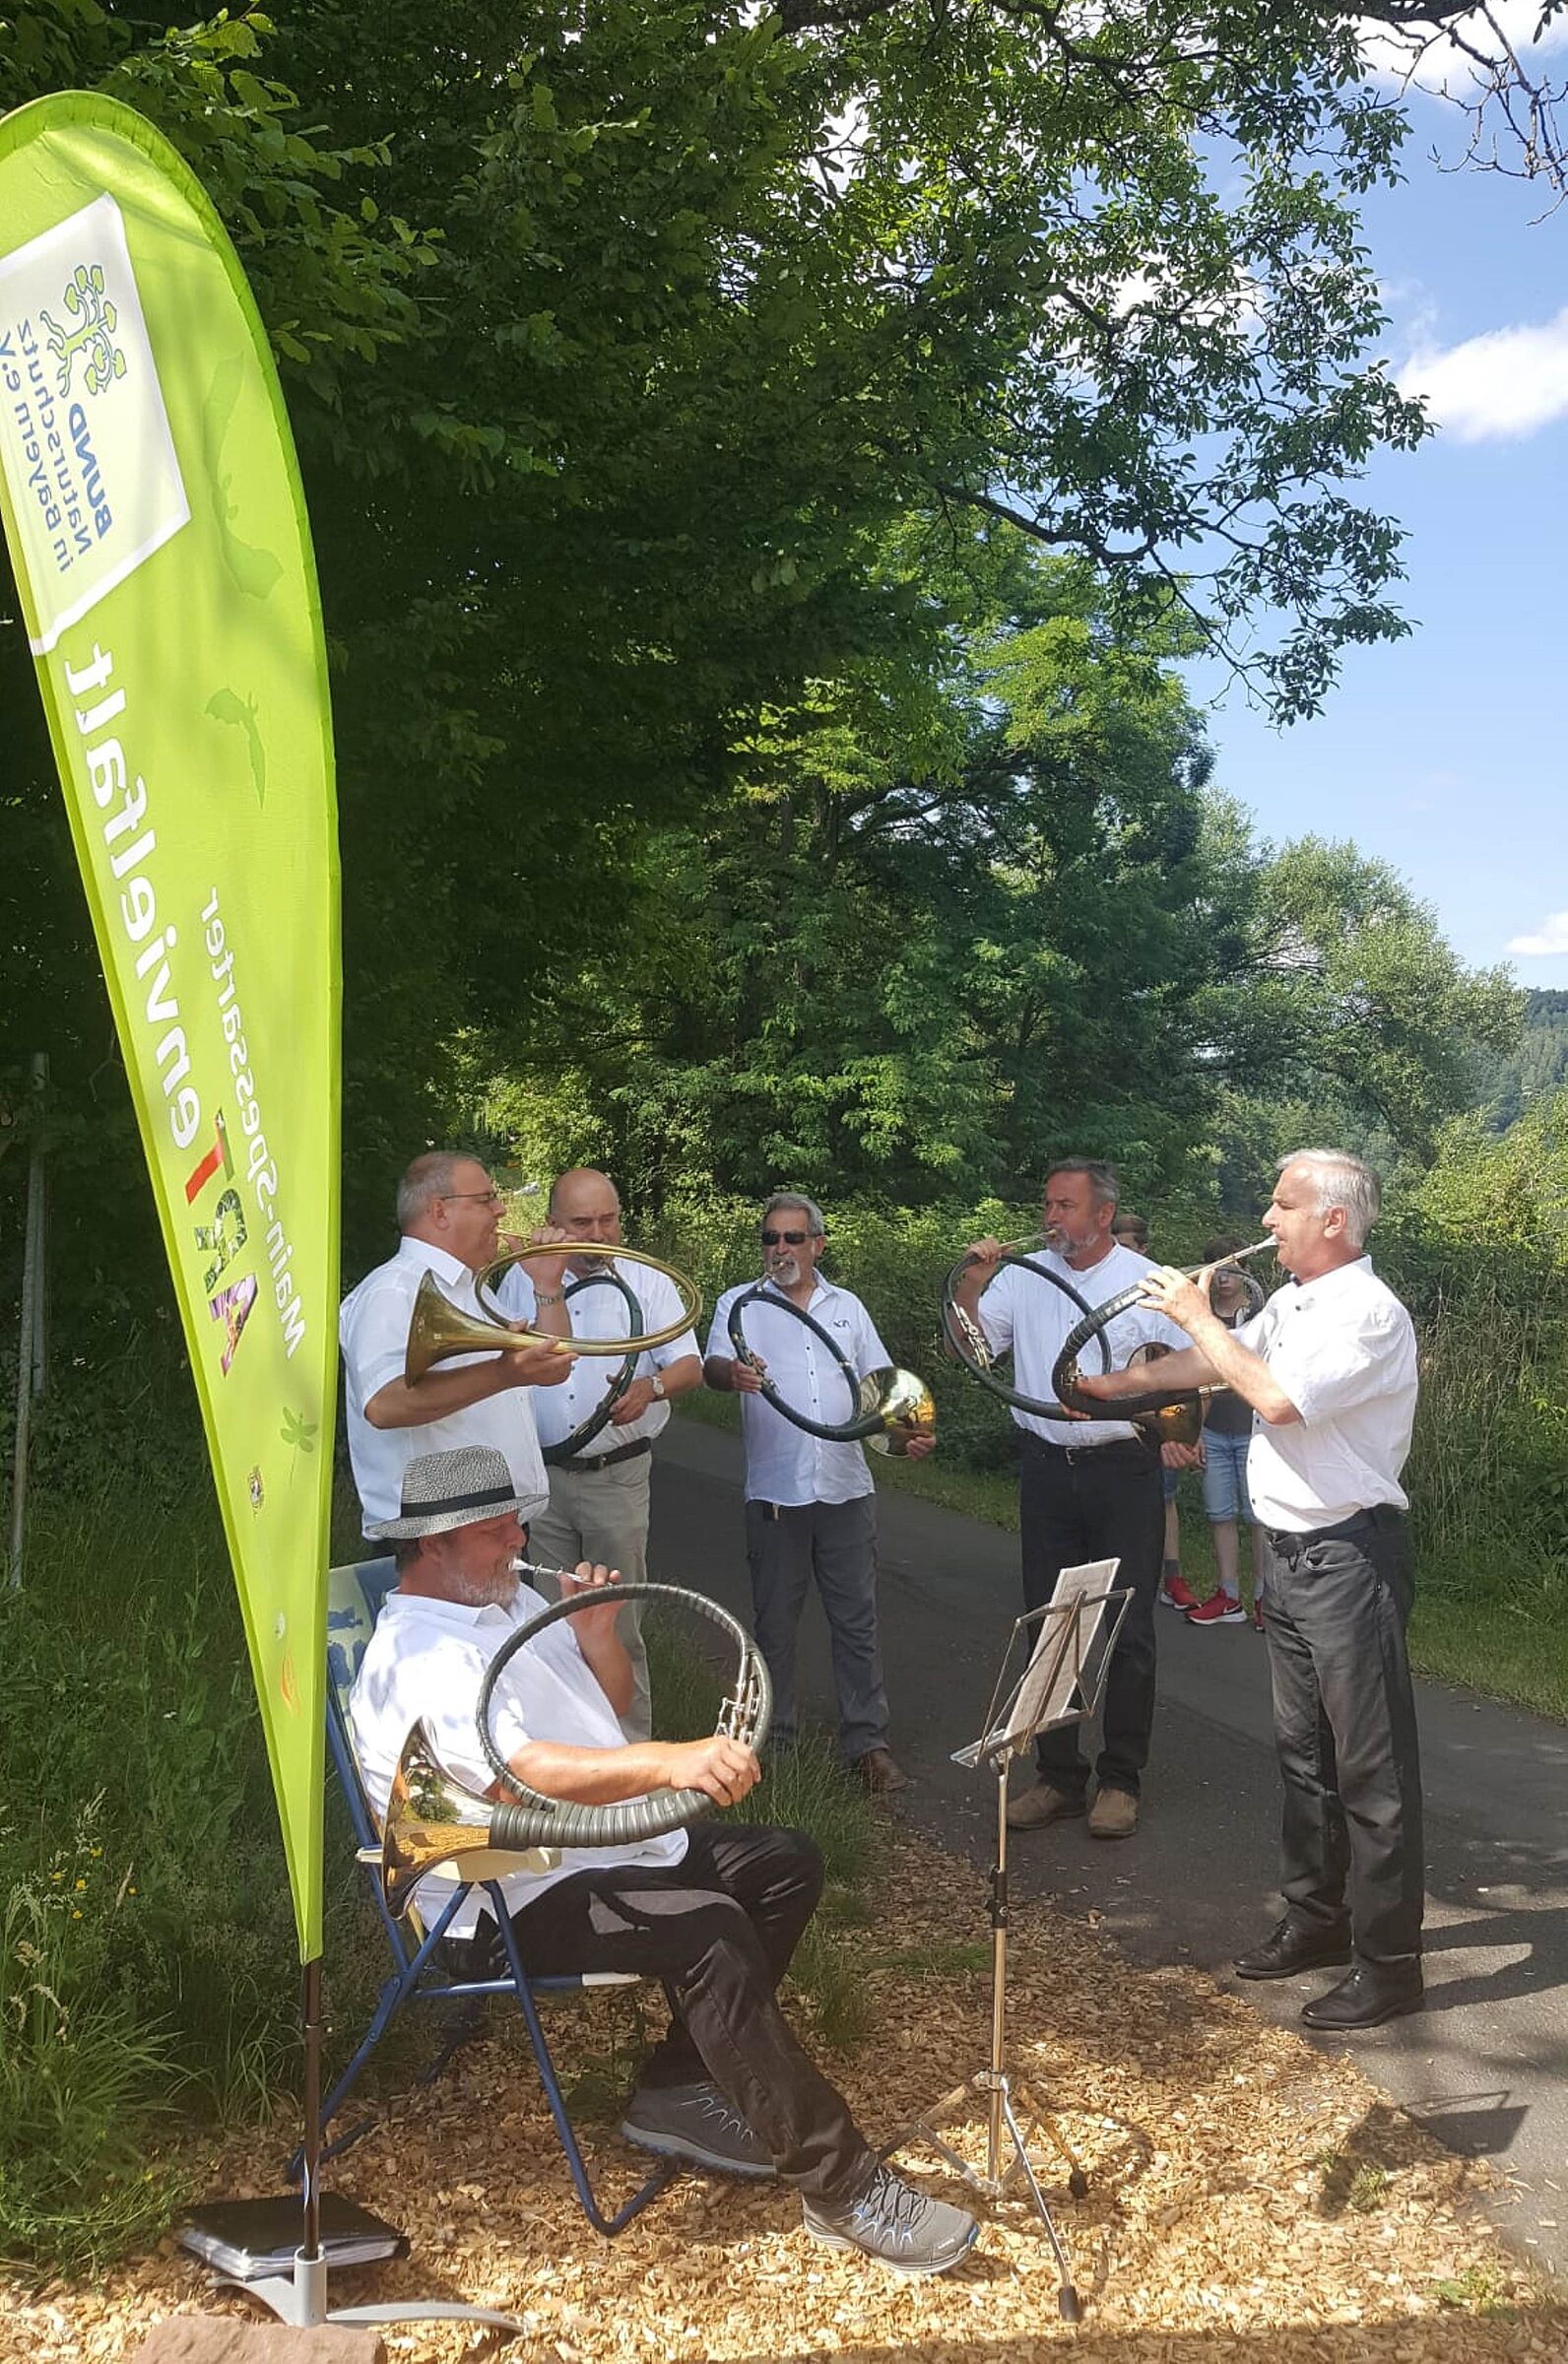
[{"x1": 3, "y1": 1829, "x2": 1559, "y2": 2364}]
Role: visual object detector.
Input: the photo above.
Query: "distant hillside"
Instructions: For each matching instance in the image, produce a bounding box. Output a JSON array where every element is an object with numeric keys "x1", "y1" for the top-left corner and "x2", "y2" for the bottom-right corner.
[{"x1": 1477, "y1": 989, "x2": 1568, "y2": 1130}]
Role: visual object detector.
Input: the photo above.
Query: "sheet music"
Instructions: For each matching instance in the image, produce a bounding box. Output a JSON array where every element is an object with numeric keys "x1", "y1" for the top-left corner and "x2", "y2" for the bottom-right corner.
[
  {"x1": 1005, "y1": 1558, "x2": 1119, "y2": 1741},
  {"x1": 952, "y1": 1559, "x2": 1122, "y2": 1766}
]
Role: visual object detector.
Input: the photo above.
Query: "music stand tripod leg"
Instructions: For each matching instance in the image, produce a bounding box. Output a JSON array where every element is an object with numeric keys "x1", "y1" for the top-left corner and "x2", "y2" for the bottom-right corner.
[
  {"x1": 1009, "y1": 2080, "x2": 1090, "y2": 2200},
  {"x1": 1000, "y1": 2084, "x2": 1081, "y2": 2322}
]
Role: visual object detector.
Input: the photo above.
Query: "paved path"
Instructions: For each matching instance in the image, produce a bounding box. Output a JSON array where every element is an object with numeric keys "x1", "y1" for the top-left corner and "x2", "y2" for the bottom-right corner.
[{"x1": 650, "y1": 1416, "x2": 1568, "y2": 2280}]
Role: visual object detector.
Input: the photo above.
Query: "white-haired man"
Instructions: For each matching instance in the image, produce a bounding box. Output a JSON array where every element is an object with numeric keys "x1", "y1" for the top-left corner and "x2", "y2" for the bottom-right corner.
[
  {"x1": 349, "y1": 1444, "x2": 978, "y2": 2277},
  {"x1": 1077, "y1": 1150, "x2": 1424, "y2": 2030},
  {"x1": 339, "y1": 1150, "x2": 575, "y2": 1537},
  {"x1": 704, "y1": 1192, "x2": 933, "y2": 1793},
  {"x1": 498, "y1": 1166, "x2": 702, "y2": 1742}
]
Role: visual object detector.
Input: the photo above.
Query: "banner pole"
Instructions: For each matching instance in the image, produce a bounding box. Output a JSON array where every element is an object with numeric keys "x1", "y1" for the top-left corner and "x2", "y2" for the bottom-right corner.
[
  {"x1": 301, "y1": 1954, "x2": 323, "y2": 2262},
  {"x1": 7, "y1": 1054, "x2": 47, "y2": 1586}
]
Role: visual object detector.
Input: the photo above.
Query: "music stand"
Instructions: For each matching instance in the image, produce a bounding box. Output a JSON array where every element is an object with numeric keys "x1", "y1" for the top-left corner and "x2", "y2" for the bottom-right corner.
[{"x1": 882, "y1": 1560, "x2": 1129, "y2": 2321}]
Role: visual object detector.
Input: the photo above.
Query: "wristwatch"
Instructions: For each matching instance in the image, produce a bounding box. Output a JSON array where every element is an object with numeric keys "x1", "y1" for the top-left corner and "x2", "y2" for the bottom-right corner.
[{"x1": 651, "y1": 1373, "x2": 666, "y2": 1401}]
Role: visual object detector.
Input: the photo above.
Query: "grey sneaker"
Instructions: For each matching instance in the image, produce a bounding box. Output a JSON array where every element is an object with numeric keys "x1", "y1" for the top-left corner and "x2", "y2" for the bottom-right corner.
[
  {"x1": 803, "y1": 2164, "x2": 978, "y2": 2276},
  {"x1": 621, "y1": 2080, "x2": 775, "y2": 2179}
]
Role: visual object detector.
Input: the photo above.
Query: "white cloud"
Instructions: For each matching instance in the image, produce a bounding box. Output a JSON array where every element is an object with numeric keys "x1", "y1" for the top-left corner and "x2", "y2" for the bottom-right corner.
[
  {"x1": 1400, "y1": 308, "x2": 1568, "y2": 439},
  {"x1": 1507, "y1": 910, "x2": 1568, "y2": 955},
  {"x1": 1360, "y1": 1, "x2": 1568, "y2": 100}
]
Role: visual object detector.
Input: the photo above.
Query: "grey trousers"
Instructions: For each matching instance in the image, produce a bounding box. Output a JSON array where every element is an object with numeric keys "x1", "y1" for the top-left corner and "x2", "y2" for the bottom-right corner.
[
  {"x1": 528, "y1": 1451, "x2": 653, "y2": 1740},
  {"x1": 743, "y1": 1494, "x2": 888, "y2": 1761}
]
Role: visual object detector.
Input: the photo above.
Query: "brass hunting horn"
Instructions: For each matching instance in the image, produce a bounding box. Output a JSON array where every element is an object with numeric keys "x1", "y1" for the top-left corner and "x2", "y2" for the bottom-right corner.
[
  {"x1": 725, "y1": 1282, "x2": 935, "y2": 1456},
  {"x1": 940, "y1": 1239, "x2": 1113, "y2": 1419},
  {"x1": 378, "y1": 1578, "x2": 771, "y2": 1920},
  {"x1": 1051, "y1": 1240, "x2": 1274, "y2": 1444},
  {"x1": 405, "y1": 1242, "x2": 701, "y2": 1384}
]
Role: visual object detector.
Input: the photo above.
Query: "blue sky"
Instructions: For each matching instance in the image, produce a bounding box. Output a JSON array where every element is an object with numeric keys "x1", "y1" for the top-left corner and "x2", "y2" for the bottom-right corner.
[{"x1": 1189, "y1": 66, "x2": 1568, "y2": 990}]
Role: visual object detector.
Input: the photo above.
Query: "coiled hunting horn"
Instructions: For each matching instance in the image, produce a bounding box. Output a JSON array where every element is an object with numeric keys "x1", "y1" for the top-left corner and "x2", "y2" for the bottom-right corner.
[
  {"x1": 940, "y1": 1238, "x2": 1113, "y2": 1419},
  {"x1": 405, "y1": 1241, "x2": 701, "y2": 1383},
  {"x1": 379, "y1": 1577, "x2": 771, "y2": 1920},
  {"x1": 1051, "y1": 1240, "x2": 1274, "y2": 1446},
  {"x1": 726, "y1": 1282, "x2": 935, "y2": 1456},
  {"x1": 539, "y1": 1265, "x2": 646, "y2": 1467}
]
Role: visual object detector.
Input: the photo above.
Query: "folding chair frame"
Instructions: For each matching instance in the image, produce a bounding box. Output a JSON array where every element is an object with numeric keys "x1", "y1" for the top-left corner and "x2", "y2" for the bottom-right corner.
[{"x1": 314, "y1": 1585, "x2": 677, "y2": 2237}]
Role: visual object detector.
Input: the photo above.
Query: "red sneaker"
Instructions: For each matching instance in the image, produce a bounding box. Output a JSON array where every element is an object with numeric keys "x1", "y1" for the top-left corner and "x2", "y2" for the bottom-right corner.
[
  {"x1": 1251, "y1": 1600, "x2": 1266, "y2": 1632},
  {"x1": 1160, "y1": 1573, "x2": 1201, "y2": 1611},
  {"x1": 1186, "y1": 1591, "x2": 1246, "y2": 1626}
]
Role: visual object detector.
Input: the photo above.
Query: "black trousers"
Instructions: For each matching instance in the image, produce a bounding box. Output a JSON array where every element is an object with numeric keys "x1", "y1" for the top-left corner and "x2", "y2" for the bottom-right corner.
[
  {"x1": 493, "y1": 1822, "x2": 873, "y2": 2202},
  {"x1": 1019, "y1": 1434, "x2": 1164, "y2": 1798},
  {"x1": 1263, "y1": 1510, "x2": 1425, "y2": 1966}
]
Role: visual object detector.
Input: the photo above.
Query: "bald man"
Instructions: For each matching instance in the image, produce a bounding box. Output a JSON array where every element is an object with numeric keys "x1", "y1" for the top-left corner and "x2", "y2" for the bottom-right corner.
[{"x1": 496, "y1": 1168, "x2": 702, "y2": 1739}]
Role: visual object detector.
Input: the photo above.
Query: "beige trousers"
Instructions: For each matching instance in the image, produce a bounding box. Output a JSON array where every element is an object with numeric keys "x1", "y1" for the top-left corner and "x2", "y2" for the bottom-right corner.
[{"x1": 527, "y1": 1450, "x2": 653, "y2": 1740}]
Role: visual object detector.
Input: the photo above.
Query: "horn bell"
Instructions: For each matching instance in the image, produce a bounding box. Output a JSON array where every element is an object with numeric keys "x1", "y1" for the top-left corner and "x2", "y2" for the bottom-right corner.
[
  {"x1": 1125, "y1": 1341, "x2": 1205, "y2": 1451},
  {"x1": 404, "y1": 1269, "x2": 528, "y2": 1385},
  {"x1": 863, "y1": 1365, "x2": 938, "y2": 1457},
  {"x1": 380, "y1": 1721, "x2": 557, "y2": 1921}
]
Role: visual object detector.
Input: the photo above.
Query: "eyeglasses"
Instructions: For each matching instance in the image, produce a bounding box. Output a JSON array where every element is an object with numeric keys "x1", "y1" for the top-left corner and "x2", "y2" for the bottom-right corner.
[
  {"x1": 761, "y1": 1228, "x2": 810, "y2": 1247},
  {"x1": 442, "y1": 1190, "x2": 506, "y2": 1209}
]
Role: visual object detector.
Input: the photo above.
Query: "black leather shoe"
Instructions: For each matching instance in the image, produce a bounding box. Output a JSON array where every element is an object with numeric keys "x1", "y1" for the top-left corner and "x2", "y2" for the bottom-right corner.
[
  {"x1": 1300, "y1": 1965, "x2": 1424, "y2": 2030},
  {"x1": 1234, "y1": 1915, "x2": 1353, "y2": 1981}
]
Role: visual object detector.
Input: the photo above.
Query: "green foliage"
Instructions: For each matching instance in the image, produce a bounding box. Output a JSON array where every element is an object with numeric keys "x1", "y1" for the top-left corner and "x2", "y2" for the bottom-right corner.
[
  {"x1": 1, "y1": 0, "x2": 1481, "y2": 1297},
  {"x1": 1199, "y1": 836, "x2": 1522, "y2": 1196},
  {"x1": 0, "y1": 1805, "x2": 185, "y2": 2274},
  {"x1": 1474, "y1": 991, "x2": 1568, "y2": 1134}
]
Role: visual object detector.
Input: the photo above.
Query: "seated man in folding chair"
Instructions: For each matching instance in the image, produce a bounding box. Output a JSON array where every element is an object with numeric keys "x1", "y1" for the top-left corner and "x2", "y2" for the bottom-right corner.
[{"x1": 350, "y1": 1444, "x2": 978, "y2": 2280}]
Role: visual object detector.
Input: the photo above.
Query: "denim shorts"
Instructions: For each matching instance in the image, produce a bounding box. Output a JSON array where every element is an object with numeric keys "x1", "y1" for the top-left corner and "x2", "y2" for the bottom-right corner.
[{"x1": 1203, "y1": 1428, "x2": 1255, "y2": 1525}]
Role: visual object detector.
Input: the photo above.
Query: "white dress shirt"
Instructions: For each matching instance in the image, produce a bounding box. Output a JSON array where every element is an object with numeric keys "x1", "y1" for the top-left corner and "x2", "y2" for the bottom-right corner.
[
  {"x1": 707, "y1": 1276, "x2": 889, "y2": 1506},
  {"x1": 498, "y1": 1259, "x2": 698, "y2": 1457},
  {"x1": 349, "y1": 1579, "x2": 688, "y2": 1937},
  {"x1": 339, "y1": 1238, "x2": 550, "y2": 1533},
  {"x1": 975, "y1": 1241, "x2": 1188, "y2": 1448},
  {"x1": 1235, "y1": 1258, "x2": 1417, "y2": 1534}
]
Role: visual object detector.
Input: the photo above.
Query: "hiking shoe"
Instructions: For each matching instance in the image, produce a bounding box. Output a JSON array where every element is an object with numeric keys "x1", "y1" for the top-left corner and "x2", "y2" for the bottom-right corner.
[
  {"x1": 1160, "y1": 1573, "x2": 1200, "y2": 1610},
  {"x1": 1086, "y1": 1786, "x2": 1139, "y2": 1840},
  {"x1": 1186, "y1": 1591, "x2": 1246, "y2": 1626},
  {"x1": 621, "y1": 2081, "x2": 775, "y2": 2179},
  {"x1": 803, "y1": 2163, "x2": 978, "y2": 2277},
  {"x1": 1006, "y1": 1778, "x2": 1085, "y2": 1830},
  {"x1": 852, "y1": 1747, "x2": 910, "y2": 1795}
]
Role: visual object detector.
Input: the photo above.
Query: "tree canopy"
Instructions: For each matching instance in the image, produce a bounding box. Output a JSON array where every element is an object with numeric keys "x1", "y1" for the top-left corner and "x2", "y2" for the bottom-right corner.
[{"x1": 0, "y1": 0, "x2": 1535, "y2": 1282}]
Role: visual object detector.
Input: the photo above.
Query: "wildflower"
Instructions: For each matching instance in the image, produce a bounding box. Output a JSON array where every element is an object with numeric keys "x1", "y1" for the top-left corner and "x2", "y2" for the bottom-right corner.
[
  {"x1": 74, "y1": 1878, "x2": 87, "y2": 1892},
  {"x1": 71, "y1": 1910, "x2": 82, "y2": 1921}
]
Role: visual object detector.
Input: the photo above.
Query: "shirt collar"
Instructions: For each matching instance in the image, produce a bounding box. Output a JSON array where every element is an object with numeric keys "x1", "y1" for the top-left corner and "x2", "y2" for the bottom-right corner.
[
  {"x1": 1292, "y1": 1254, "x2": 1372, "y2": 1309},
  {"x1": 757, "y1": 1272, "x2": 839, "y2": 1311},
  {"x1": 395, "y1": 1234, "x2": 472, "y2": 1287}
]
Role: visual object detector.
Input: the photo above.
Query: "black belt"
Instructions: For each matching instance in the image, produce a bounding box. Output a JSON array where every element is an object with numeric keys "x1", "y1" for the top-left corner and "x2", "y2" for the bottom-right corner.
[
  {"x1": 1020, "y1": 1432, "x2": 1157, "y2": 1469},
  {"x1": 557, "y1": 1436, "x2": 652, "y2": 1475},
  {"x1": 1267, "y1": 1504, "x2": 1403, "y2": 1559}
]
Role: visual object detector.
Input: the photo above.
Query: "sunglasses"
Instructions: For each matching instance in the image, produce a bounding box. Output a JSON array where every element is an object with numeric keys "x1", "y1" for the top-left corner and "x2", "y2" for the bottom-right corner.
[{"x1": 761, "y1": 1227, "x2": 810, "y2": 1247}]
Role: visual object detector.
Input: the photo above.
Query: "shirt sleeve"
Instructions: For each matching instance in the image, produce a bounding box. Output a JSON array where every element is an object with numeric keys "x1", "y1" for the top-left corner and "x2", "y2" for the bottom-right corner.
[
  {"x1": 492, "y1": 1264, "x2": 536, "y2": 1321},
  {"x1": 641, "y1": 1267, "x2": 699, "y2": 1370},
  {"x1": 1266, "y1": 1302, "x2": 1408, "y2": 1425},
  {"x1": 342, "y1": 1269, "x2": 412, "y2": 1402},
  {"x1": 704, "y1": 1284, "x2": 740, "y2": 1363},
  {"x1": 850, "y1": 1291, "x2": 891, "y2": 1376}
]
